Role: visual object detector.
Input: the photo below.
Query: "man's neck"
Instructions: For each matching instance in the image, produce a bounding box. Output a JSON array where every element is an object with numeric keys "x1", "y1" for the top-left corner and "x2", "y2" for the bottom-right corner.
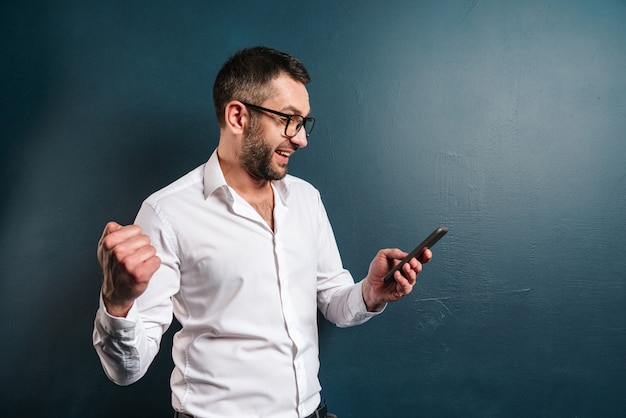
[{"x1": 217, "y1": 149, "x2": 271, "y2": 197}]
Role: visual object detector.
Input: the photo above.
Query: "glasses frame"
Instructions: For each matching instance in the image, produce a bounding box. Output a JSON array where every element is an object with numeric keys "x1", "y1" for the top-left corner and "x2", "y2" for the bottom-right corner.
[{"x1": 242, "y1": 102, "x2": 315, "y2": 138}]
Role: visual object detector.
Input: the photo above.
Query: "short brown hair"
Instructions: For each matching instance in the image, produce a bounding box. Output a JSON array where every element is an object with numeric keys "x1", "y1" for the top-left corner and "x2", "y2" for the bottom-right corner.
[{"x1": 213, "y1": 46, "x2": 311, "y2": 127}]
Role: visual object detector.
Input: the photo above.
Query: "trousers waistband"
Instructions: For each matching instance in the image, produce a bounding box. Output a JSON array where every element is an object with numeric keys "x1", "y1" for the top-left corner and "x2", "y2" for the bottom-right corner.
[
  {"x1": 173, "y1": 402, "x2": 328, "y2": 418},
  {"x1": 307, "y1": 402, "x2": 328, "y2": 418}
]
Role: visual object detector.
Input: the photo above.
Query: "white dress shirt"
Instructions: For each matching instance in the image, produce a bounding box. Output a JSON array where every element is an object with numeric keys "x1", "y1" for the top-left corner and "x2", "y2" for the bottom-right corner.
[{"x1": 93, "y1": 150, "x2": 382, "y2": 418}]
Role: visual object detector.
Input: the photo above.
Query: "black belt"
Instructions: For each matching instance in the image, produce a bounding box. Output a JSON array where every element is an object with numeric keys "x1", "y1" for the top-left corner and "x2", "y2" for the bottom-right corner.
[
  {"x1": 306, "y1": 402, "x2": 328, "y2": 418},
  {"x1": 173, "y1": 402, "x2": 328, "y2": 418}
]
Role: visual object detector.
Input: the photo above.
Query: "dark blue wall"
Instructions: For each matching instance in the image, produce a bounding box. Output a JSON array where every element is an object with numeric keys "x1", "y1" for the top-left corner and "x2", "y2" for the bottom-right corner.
[{"x1": 2, "y1": 1, "x2": 625, "y2": 417}]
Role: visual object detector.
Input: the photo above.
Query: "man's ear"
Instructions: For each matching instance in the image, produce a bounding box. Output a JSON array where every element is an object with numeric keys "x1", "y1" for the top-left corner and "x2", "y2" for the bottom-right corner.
[{"x1": 224, "y1": 101, "x2": 248, "y2": 136}]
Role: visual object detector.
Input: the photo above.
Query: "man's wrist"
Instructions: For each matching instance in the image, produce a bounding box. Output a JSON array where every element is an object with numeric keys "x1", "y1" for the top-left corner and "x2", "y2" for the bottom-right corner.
[
  {"x1": 361, "y1": 278, "x2": 385, "y2": 312},
  {"x1": 102, "y1": 296, "x2": 134, "y2": 318}
]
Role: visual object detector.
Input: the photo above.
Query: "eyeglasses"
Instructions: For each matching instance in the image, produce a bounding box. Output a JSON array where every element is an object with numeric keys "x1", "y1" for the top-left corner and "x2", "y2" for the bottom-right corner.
[{"x1": 242, "y1": 102, "x2": 315, "y2": 138}]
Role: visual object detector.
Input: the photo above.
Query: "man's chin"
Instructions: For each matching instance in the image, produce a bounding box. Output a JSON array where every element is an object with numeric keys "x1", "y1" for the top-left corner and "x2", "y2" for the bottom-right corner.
[
  {"x1": 271, "y1": 169, "x2": 288, "y2": 181},
  {"x1": 268, "y1": 162, "x2": 288, "y2": 180}
]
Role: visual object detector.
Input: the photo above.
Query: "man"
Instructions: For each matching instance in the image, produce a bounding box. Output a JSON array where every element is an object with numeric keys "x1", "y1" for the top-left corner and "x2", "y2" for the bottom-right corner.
[{"x1": 93, "y1": 46, "x2": 432, "y2": 418}]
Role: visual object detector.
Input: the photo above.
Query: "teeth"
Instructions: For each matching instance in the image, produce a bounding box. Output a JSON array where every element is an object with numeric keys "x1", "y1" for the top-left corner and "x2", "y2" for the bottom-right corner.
[{"x1": 277, "y1": 151, "x2": 291, "y2": 157}]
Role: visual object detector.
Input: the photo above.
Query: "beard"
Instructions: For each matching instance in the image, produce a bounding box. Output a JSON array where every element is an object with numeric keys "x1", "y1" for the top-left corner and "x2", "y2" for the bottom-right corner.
[{"x1": 240, "y1": 119, "x2": 288, "y2": 181}]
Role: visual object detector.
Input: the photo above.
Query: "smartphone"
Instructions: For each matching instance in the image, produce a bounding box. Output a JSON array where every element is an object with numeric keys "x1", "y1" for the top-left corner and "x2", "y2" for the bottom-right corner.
[{"x1": 382, "y1": 226, "x2": 448, "y2": 283}]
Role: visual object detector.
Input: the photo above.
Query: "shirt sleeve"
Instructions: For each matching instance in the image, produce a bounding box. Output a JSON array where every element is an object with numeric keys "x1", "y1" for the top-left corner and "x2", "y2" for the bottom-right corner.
[
  {"x1": 314, "y1": 193, "x2": 386, "y2": 327},
  {"x1": 92, "y1": 201, "x2": 180, "y2": 385}
]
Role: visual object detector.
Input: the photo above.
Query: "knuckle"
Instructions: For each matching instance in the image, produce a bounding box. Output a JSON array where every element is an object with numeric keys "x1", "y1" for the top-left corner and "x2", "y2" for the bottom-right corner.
[
  {"x1": 100, "y1": 234, "x2": 116, "y2": 250},
  {"x1": 111, "y1": 245, "x2": 126, "y2": 260}
]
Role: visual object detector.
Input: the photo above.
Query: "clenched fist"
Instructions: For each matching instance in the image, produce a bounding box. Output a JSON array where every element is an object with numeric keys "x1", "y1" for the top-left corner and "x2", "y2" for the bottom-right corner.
[{"x1": 97, "y1": 222, "x2": 161, "y2": 317}]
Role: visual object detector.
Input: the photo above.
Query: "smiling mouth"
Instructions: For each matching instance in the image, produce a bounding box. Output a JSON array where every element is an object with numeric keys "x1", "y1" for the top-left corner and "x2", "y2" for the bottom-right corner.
[{"x1": 274, "y1": 148, "x2": 297, "y2": 166}]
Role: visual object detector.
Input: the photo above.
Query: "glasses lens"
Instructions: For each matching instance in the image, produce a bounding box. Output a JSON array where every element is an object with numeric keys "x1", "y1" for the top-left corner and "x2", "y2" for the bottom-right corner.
[
  {"x1": 304, "y1": 118, "x2": 315, "y2": 135},
  {"x1": 286, "y1": 116, "x2": 304, "y2": 137},
  {"x1": 285, "y1": 116, "x2": 315, "y2": 137}
]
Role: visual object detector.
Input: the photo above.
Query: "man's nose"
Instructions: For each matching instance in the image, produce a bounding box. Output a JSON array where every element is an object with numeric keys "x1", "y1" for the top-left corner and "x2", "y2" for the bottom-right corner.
[{"x1": 289, "y1": 128, "x2": 308, "y2": 148}]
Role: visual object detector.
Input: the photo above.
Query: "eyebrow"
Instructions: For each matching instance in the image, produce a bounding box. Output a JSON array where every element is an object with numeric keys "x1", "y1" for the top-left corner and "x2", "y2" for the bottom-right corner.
[{"x1": 280, "y1": 105, "x2": 311, "y2": 117}]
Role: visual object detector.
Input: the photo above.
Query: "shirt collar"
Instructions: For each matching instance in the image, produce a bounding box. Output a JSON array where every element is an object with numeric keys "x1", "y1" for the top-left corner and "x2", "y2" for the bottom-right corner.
[{"x1": 203, "y1": 149, "x2": 292, "y2": 204}]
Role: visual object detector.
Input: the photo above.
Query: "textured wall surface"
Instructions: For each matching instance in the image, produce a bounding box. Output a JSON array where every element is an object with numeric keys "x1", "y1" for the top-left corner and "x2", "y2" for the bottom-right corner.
[{"x1": 2, "y1": 1, "x2": 625, "y2": 416}]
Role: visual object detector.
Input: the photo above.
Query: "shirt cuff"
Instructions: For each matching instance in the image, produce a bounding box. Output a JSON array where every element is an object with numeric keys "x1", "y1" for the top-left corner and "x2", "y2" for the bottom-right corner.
[
  {"x1": 97, "y1": 293, "x2": 140, "y2": 339},
  {"x1": 350, "y1": 281, "x2": 387, "y2": 323}
]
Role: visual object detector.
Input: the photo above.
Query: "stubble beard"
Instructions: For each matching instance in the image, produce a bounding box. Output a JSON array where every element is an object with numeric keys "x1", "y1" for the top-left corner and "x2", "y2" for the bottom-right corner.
[{"x1": 240, "y1": 119, "x2": 288, "y2": 181}]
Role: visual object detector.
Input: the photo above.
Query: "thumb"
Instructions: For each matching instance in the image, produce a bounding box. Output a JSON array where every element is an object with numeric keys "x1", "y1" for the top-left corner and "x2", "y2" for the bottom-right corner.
[
  {"x1": 103, "y1": 221, "x2": 123, "y2": 235},
  {"x1": 99, "y1": 221, "x2": 123, "y2": 245},
  {"x1": 98, "y1": 221, "x2": 123, "y2": 267}
]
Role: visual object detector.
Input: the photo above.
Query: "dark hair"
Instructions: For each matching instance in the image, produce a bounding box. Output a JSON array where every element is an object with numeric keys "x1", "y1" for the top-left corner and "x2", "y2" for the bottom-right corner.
[{"x1": 213, "y1": 46, "x2": 311, "y2": 127}]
